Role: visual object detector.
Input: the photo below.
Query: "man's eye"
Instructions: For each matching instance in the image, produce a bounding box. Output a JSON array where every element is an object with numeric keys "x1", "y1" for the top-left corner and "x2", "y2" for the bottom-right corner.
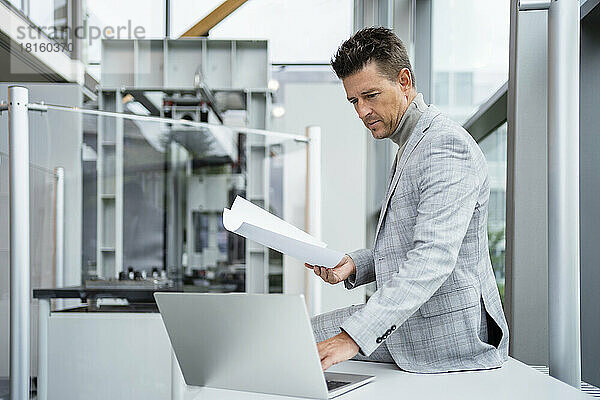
[{"x1": 366, "y1": 93, "x2": 379, "y2": 99}]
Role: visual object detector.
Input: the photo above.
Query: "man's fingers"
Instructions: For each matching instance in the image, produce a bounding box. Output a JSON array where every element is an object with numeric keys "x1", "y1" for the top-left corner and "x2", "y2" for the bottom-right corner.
[
  {"x1": 312, "y1": 265, "x2": 337, "y2": 284},
  {"x1": 323, "y1": 268, "x2": 333, "y2": 283},
  {"x1": 321, "y1": 355, "x2": 335, "y2": 371},
  {"x1": 325, "y1": 268, "x2": 338, "y2": 284},
  {"x1": 317, "y1": 341, "x2": 325, "y2": 354},
  {"x1": 304, "y1": 263, "x2": 314, "y2": 270},
  {"x1": 318, "y1": 346, "x2": 332, "y2": 370}
]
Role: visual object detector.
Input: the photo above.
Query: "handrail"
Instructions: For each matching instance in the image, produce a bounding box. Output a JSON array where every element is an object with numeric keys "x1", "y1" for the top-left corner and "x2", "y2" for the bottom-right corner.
[{"x1": 463, "y1": 82, "x2": 508, "y2": 143}]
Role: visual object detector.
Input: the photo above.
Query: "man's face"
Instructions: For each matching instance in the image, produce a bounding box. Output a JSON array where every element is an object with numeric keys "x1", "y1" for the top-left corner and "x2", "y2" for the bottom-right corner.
[{"x1": 342, "y1": 62, "x2": 413, "y2": 139}]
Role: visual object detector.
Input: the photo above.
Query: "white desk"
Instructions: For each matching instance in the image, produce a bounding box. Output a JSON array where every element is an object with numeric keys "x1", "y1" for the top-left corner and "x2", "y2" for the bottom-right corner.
[{"x1": 184, "y1": 358, "x2": 592, "y2": 399}]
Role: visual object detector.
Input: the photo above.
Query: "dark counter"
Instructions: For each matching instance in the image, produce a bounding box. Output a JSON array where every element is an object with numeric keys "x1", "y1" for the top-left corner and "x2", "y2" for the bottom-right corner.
[{"x1": 33, "y1": 286, "x2": 179, "y2": 304}]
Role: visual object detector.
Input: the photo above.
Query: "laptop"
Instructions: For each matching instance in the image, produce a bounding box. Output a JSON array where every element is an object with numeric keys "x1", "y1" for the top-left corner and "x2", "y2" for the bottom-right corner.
[{"x1": 154, "y1": 292, "x2": 374, "y2": 399}]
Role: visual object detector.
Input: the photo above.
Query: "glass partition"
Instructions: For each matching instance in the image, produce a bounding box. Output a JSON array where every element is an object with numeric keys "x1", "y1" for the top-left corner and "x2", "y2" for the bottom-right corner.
[
  {"x1": 65, "y1": 107, "x2": 308, "y2": 295},
  {"x1": 0, "y1": 112, "x2": 56, "y2": 387},
  {"x1": 1, "y1": 101, "x2": 309, "y2": 397}
]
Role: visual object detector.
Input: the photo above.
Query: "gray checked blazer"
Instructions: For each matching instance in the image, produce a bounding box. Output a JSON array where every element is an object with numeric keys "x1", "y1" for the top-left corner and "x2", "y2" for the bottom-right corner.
[{"x1": 340, "y1": 104, "x2": 509, "y2": 373}]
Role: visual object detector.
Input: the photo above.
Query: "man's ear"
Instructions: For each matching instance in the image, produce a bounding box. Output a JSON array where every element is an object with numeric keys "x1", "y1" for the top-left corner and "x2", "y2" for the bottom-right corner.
[{"x1": 398, "y1": 68, "x2": 412, "y2": 90}]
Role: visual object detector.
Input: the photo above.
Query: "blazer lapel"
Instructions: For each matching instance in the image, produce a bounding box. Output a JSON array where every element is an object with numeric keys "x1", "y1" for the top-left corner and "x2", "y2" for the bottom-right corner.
[{"x1": 373, "y1": 106, "x2": 441, "y2": 245}]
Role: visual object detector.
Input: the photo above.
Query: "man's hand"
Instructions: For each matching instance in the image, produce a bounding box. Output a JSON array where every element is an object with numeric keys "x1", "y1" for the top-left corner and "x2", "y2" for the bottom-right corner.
[
  {"x1": 317, "y1": 331, "x2": 360, "y2": 371},
  {"x1": 305, "y1": 255, "x2": 356, "y2": 285}
]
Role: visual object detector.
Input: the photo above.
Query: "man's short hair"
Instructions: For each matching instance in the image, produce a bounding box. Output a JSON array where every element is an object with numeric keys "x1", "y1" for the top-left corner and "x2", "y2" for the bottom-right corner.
[{"x1": 331, "y1": 26, "x2": 416, "y2": 87}]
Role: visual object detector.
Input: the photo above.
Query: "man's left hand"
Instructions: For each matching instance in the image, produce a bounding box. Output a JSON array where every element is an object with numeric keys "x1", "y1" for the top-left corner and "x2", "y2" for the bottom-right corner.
[{"x1": 317, "y1": 331, "x2": 360, "y2": 370}]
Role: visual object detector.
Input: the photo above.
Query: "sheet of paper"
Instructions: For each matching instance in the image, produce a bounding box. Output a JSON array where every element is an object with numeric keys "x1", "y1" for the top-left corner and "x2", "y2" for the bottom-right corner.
[{"x1": 223, "y1": 196, "x2": 344, "y2": 268}]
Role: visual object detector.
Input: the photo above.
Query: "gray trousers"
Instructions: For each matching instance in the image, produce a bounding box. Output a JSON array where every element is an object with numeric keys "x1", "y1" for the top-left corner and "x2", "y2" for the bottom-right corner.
[
  {"x1": 310, "y1": 304, "x2": 395, "y2": 363},
  {"x1": 310, "y1": 301, "x2": 489, "y2": 365}
]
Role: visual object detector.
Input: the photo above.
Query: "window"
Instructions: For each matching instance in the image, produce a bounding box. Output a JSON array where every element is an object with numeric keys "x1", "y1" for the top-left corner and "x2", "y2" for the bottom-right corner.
[
  {"x1": 434, "y1": 71, "x2": 449, "y2": 105},
  {"x1": 454, "y1": 72, "x2": 473, "y2": 106},
  {"x1": 171, "y1": 0, "x2": 353, "y2": 64},
  {"x1": 433, "y1": 71, "x2": 474, "y2": 107},
  {"x1": 479, "y1": 122, "x2": 507, "y2": 302},
  {"x1": 432, "y1": 0, "x2": 510, "y2": 124}
]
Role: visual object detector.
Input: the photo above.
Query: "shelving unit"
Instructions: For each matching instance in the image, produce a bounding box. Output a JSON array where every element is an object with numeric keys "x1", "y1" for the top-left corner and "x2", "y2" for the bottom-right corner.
[
  {"x1": 96, "y1": 89, "x2": 124, "y2": 278},
  {"x1": 101, "y1": 39, "x2": 268, "y2": 91},
  {"x1": 97, "y1": 38, "x2": 275, "y2": 292}
]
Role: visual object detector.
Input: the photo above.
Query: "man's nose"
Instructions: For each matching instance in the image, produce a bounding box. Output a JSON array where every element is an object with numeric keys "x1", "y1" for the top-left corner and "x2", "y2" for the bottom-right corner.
[{"x1": 355, "y1": 100, "x2": 371, "y2": 120}]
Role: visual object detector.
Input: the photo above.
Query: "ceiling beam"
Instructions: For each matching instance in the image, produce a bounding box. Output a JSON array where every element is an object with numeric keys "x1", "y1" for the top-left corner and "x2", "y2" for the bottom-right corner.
[{"x1": 180, "y1": 0, "x2": 248, "y2": 37}]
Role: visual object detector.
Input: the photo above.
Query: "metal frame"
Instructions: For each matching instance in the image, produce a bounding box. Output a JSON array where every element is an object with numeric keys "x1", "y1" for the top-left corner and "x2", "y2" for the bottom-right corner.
[
  {"x1": 96, "y1": 90, "x2": 124, "y2": 278},
  {"x1": 3, "y1": 86, "x2": 53, "y2": 400},
  {"x1": 8, "y1": 85, "x2": 31, "y2": 400},
  {"x1": 579, "y1": 2, "x2": 600, "y2": 387},
  {"x1": 414, "y1": 0, "x2": 432, "y2": 104},
  {"x1": 546, "y1": 0, "x2": 581, "y2": 388},
  {"x1": 244, "y1": 89, "x2": 271, "y2": 293},
  {"x1": 508, "y1": 0, "x2": 582, "y2": 388},
  {"x1": 506, "y1": 0, "x2": 550, "y2": 368},
  {"x1": 305, "y1": 126, "x2": 322, "y2": 316},
  {"x1": 54, "y1": 167, "x2": 65, "y2": 310}
]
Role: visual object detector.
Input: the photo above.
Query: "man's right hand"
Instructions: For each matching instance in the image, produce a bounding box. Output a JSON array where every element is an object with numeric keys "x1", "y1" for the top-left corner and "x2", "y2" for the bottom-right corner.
[{"x1": 305, "y1": 255, "x2": 356, "y2": 285}]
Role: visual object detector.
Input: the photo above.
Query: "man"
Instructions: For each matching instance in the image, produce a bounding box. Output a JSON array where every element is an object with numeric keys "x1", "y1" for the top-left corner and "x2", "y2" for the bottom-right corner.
[{"x1": 305, "y1": 27, "x2": 509, "y2": 373}]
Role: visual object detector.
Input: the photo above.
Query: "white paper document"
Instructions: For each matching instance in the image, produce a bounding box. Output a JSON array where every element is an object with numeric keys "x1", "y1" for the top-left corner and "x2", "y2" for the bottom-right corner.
[{"x1": 222, "y1": 196, "x2": 344, "y2": 268}]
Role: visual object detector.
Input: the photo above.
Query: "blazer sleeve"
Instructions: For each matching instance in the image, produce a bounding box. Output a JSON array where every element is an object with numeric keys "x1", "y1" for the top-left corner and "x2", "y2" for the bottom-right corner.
[
  {"x1": 344, "y1": 248, "x2": 376, "y2": 289},
  {"x1": 340, "y1": 131, "x2": 481, "y2": 356}
]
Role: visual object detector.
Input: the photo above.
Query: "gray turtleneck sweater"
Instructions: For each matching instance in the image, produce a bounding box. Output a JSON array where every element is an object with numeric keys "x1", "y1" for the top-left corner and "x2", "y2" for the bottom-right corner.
[{"x1": 388, "y1": 92, "x2": 428, "y2": 158}]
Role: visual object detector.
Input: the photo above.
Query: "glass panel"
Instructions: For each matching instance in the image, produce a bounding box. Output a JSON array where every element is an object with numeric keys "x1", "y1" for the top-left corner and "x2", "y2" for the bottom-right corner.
[
  {"x1": 1, "y1": 102, "x2": 306, "y2": 396},
  {"x1": 432, "y1": 0, "x2": 510, "y2": 124},
  {"x1": 479, "y1": 122, "x2": 507, "y2": 303},
  {"x1": 51, "y1": 107, "x2": 307, "y2": 295}
]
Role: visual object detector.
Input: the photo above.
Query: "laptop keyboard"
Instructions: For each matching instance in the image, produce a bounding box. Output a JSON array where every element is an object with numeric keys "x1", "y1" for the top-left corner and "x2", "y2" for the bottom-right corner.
[{"x1": 326, "y1": 380, "x2": 351, "y2": 391}]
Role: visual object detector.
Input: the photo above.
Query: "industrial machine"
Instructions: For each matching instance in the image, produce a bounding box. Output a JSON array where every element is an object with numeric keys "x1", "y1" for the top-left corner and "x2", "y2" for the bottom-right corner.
[{"x1": 85, "y1": 38, "x2": 278, "y2": 294}]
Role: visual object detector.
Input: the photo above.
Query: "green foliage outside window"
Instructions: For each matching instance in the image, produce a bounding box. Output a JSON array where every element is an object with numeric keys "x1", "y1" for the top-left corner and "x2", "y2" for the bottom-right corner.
[{"x1": 488, "y1": 227, "x2": 506, "y2": 304}]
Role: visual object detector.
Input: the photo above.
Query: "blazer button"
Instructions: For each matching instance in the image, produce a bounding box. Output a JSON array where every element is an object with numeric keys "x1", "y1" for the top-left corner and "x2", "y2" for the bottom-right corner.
[
  {"x1": 376, "y1": 337, "x2": 382, "y2": 344},
  {"x1": 391, "y1": 325, "x2": 396, "y2": 330},
  {"x1": 386, "y1": 329, "x2": 391, "y2": 335}
]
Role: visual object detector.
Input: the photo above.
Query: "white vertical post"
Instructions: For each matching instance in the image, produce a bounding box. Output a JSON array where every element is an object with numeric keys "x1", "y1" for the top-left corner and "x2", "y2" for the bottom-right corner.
[
  {"x1": 37, "y1": 298, "x2": 50, "y2": 400},
  {"x1": 115, "y1": 90, "x2": 124, "y2": 277},
  {"x1": 55, "y1": 167, "x2": 65, "y2": 310},
  {"x1": 305, "y1": 126, "x2": 322, "y2": 316},
  {"x1": 9, "y1": 85, "x2": 31, "y2": 400},
  {"x1": 547, "y1": 0, "x2": 581, "y2": 389}
]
